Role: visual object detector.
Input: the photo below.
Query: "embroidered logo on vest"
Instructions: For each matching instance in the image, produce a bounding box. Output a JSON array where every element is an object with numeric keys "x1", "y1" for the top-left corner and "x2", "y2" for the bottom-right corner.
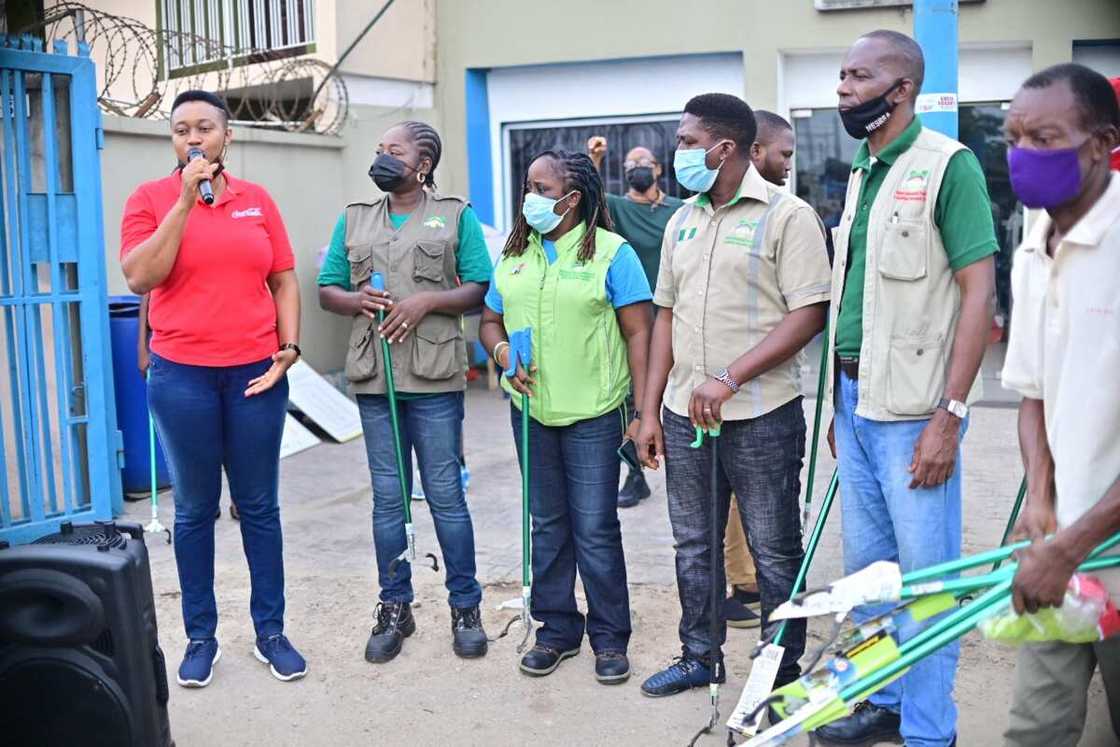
[
  {"x1": 677, "y1": 226, "x2": 698, "y2": 242},
  {"x1": 895, "y1": 169, "x2": 930, "y2": 202},
  {"x1": 423, "y1": 216, "x2": 447, "y2": 229}
]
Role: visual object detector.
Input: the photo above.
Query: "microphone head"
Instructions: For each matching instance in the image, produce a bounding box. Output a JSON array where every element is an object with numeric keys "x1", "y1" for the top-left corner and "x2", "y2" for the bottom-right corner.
[
  {"x1": 187, "y1": 147, "x2": 205, "y2": 161},
  {"x1": 371, "y1": 273, "x2": 385, "y2": 292}
]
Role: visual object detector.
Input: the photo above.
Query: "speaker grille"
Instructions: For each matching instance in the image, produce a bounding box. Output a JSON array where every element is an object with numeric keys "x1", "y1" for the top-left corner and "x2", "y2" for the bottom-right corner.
[
  {"x1": 33, "y1": 523, "x2": 126, "y2": 549},
  {"x1": 91, "y1": 628, "x2": 115, "y2": 658}
]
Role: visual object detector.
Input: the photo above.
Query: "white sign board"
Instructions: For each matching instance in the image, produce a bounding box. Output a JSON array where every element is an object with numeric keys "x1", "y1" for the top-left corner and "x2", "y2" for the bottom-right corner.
[
  {"x1": 280, "y1": 414, "x2": 321, "y2": 459},
  {"x1": 286, "y1": 360, "x2": 363, "y2": 442},
  {"x1": 916, "y1": 92, "x2": 959, "y2": 115}
]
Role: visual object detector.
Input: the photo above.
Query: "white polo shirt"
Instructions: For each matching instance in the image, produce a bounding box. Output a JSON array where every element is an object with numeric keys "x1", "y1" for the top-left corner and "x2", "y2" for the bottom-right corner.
[{"x1": 1001, "y1": 172, "x2": 1120, "y2": 598}]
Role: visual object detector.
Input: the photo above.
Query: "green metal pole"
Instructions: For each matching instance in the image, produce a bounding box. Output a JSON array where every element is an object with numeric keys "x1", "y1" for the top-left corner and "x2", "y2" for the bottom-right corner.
[
  {"x1": 372, "y1": 274, "x2": 413, "y2": 566},
  {"x1": 774, "y1": 469, "x2": 839, "y2": 646},
  {"x1": 993, "y1": 477, "x2": 1028, "y2": 571},
  {"x1": 802, "y1": 324, "x2": 830, "y2": 528},
  {"x1": 520, "y1": 391, "x2": 531, "y2": 596}
]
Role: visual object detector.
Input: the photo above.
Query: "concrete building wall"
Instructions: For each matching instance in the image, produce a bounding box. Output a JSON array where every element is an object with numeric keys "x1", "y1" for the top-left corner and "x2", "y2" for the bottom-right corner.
[
  {"x1": 101, "y1": 99, "x2": 437, "y2": 373},
  {"x1": 433, "y1": 0, "x2": 1120, "y2": 208}
]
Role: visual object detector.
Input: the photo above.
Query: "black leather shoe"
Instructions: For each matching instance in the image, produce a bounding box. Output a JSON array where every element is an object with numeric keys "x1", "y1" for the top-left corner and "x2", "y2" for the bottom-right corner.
[
  {"x1": 815, "y1": 701, "x2": 901, "y2": 744},
  {"x1": 617, "y1": 469, "x2": 651, "y2": 508},
  {"x1": 451, "y1": 605, "x2": 488, "y2": 659},
  {"x1": 519, "y1": 644, "x2": 580, "y2": 677},
  {"x1": 364, "y1": 602, "x2": 415, "y2": 663},
  {"x1": 594, "y1": 651, "x2": 630, "y2": 684}
]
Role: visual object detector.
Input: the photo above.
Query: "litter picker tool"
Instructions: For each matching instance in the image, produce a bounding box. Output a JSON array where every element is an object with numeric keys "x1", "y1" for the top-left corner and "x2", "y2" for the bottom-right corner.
[
  {"x1": 728, "y1": 328, "x2": 834, "y2": 740},
  {"x1": 143, "y1": 371, "x2": 170, "y2": 544},
  {"x1": 493, "y1": 328, "x2": 534, "y2": 651},
  {"x1": 744, "y1": 532, "x2": 1120, "y2": 747},
  {"x1": 687, "y1": 423, "x2": 724, "y2": 747},
  {"x1": 773, "y1": 529, "x2": 1120, "y2": 622},
  {"x1": 372, "y1": 272, "x2": 439, "y2": 580},
  {"x1": 727, "y1": 470, "x2": 839, "y2": 739},
  {"x1": 801, "y1": 323, "x2": 829, "y2": 529},
  {"x1": 992, "y1": 476, "x2": 1027, "y2": 571},
  {"x1": 747, "y1": 555, "x2": 1120, "y2": 746}
]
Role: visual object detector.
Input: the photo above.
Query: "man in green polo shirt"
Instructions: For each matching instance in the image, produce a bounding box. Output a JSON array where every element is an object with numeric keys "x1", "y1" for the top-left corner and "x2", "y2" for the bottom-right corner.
[
  {"x1": 587, "y1": 136, "x2": 683, "y2": 509},
  {"x1": 816, "y1": 30, "x2": 997, "y2": 747}
]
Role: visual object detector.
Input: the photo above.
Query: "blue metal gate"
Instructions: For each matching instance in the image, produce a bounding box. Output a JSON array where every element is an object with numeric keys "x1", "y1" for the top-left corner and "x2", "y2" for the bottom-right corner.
[{"x1": 0, "y1": 35, "x2": 122, "y2": 544}]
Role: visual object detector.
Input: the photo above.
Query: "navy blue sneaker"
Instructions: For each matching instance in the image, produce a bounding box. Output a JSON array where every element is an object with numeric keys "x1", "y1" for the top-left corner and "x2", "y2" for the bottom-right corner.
[
  {"x1": 254, "y1": 633, "x2": 307, "y2": 682},
  {"x1": 177, "y1": 639, "x2": 221, "y2": 688},
  {"x1": 640, "y1": 655, "x2": 724, "y2": 697}
]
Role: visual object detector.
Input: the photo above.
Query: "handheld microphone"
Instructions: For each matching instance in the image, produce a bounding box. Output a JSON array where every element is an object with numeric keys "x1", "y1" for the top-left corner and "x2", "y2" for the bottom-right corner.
[{"x1": 187, "y1": 147, "x2": 215, "y2": 205}]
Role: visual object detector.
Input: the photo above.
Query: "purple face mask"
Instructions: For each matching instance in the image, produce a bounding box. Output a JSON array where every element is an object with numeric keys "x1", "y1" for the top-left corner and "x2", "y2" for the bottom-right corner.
[{"x1": 1007, "y1": 145, "x2": 1083, "y2": 209}]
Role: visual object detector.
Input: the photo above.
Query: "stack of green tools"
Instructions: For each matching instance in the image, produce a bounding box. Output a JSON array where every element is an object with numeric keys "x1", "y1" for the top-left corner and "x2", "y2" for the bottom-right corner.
[{"x1": 735, "y1": 531, "x2": 1120, "y2": 746}]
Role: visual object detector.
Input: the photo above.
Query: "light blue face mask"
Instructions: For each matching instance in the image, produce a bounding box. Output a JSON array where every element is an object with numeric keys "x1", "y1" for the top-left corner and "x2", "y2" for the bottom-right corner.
[
  {"x1": 673, "y1": 142, "x2": 727, "y2": 193},
  {"x1": 522, "y1": 191, "x2": 574, "y2": 234}
]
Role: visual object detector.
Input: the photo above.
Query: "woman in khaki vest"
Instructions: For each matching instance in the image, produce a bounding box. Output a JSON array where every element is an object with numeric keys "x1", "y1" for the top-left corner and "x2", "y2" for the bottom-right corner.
[{"x1": 317, "y1": 122, "x2": 493, "y2": 664}]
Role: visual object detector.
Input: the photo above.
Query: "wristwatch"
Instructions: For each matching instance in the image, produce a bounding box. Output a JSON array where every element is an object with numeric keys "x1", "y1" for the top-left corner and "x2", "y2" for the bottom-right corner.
[
  {"x1": 937, "y1": 398, "x2": 968, "y2": 419},
  {"x1": 279, "y1": 342, "x2": 302, "y2": 358},
  {"x1": 714, "y1": 368, "x2": 740, "y2": 394}
]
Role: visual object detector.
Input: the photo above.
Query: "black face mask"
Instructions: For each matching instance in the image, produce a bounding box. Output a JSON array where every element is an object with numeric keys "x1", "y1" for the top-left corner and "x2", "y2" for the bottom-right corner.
[
  {"x1": 839, "y1": 79, "x2": 903, "y2": 139},
  {"x1": 626, "y1": 166, "x2": 656, "y2": 192},
  {"x1": 369, "y1": 153, "x2": 416, "y2": 192}
]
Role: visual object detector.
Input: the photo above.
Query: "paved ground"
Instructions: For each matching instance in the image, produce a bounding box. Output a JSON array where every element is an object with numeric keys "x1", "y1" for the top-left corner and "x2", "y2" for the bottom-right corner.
[{"x1": 123, "y1": 384, "x2": 1116, "y2": 746}]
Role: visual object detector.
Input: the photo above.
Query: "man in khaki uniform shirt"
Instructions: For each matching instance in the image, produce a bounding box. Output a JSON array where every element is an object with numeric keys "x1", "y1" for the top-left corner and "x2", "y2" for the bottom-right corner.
[
  {"x1": 636, "y1": 93, "x2": 831, "y2": 697},
  {"x1": 1000, "y1": 63, "x2": 1120, "y2": 747}
]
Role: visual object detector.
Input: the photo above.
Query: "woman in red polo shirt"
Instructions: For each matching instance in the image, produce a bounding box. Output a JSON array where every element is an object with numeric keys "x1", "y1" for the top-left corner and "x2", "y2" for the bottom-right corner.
[{"x1": 120, "y1": 90, "x2": 305, "y2": 688}]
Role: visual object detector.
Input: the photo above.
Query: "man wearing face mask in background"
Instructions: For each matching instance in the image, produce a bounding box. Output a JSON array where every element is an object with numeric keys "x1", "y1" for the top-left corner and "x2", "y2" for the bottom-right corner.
[
  {"x1": 816, "y1": 30, "x2": 997, "y2": 747},
  {"x1": 587, "y1": 138, "x2": 683, "y2": 509},
  {"x1": 999, "y1": 63, "x2": 1120, "y2": 747},
  {"x1": 636, "y1": 93, "x2": 831, "y2": 697}
]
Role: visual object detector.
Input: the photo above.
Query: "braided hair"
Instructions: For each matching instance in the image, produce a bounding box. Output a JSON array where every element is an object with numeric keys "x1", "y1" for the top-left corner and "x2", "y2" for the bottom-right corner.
[
  {"x1": 399, "y1": 120, "x2": 442, "y2": 190},
  {"x1": 502, "y1": 150, "x2": 613, "y2": 263}
]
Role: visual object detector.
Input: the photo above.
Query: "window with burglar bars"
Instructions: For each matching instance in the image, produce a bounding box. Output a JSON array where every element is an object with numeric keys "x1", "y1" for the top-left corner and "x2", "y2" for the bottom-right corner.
[{"x1": 158, "y1": 0, "x2": 316, "y2": 76}]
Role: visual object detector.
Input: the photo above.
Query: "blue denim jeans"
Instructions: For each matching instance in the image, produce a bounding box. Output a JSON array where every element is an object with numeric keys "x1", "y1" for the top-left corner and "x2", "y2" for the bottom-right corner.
[
  {"x1": 357, "y1": 392, "x2": 482, "y2": 608},
  {"x1": 662, "y1": 400, "x2": 807, "y2": 680},
  {"x1": 147, "y1": 353, "x2": 288, "y2": 641},
  {"x1": 510, "y1": 404, "x2": 631, "y2": 653},
  {"x1": 834, "y1": 370, "x2": 965, "y2": 747}
]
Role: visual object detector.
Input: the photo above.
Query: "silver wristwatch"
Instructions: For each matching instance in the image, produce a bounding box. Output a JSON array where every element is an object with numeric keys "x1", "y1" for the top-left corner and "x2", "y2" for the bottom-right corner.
[
  {"x1": 937, "y1": 398, "x2": 968, "y2": 419},
  {"x1": 714, "y1": 368, "x2": 740, "y2": 394}
]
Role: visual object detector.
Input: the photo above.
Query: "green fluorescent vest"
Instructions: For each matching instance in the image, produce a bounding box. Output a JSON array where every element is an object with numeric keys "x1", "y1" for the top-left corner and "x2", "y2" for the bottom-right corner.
[{"x1": 494, "y1": 223, "x2": 631, "y2": 427}]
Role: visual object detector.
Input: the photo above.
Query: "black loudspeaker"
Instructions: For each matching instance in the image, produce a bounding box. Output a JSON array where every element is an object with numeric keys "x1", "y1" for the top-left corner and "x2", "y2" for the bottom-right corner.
[{"x1": 0, "y1": 521, "x2": 174, "y2": 747}]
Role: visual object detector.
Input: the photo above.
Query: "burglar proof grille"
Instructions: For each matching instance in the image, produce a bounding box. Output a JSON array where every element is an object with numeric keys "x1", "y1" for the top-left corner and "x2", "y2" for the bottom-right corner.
[{"x1": 159, "y1": 0, "x2": 316, "y2": 75}]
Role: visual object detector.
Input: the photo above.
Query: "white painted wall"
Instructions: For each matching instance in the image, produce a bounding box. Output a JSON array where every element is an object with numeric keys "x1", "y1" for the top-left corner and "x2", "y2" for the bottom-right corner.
[
  {"x1": 485, "y1": 53, "x2": 744, "y2": 229},
  {"x1": 780, "y1": 43, "x2": 1036, "y2": 113}
]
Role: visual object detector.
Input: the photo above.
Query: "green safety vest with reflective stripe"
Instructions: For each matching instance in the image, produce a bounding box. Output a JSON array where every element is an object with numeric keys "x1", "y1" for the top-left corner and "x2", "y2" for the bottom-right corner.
[{"x1": 494, "y1": 223, "x2": 630, "y2": 427}]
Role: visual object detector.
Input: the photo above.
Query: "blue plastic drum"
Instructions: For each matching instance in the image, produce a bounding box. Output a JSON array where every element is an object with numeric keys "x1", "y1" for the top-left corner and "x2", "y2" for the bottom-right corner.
[{"x1": 108, "y1": 295, "x2": 171, "y2": 496}]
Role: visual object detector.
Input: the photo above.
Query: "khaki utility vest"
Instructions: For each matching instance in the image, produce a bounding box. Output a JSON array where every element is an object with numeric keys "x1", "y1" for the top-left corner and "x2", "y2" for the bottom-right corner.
[
  {"x1": 826, "y1": 127, "x2": 983, "y2": 421},
  {"x1": 344, "y1": 190, "x2": 468, "y2": 395}
]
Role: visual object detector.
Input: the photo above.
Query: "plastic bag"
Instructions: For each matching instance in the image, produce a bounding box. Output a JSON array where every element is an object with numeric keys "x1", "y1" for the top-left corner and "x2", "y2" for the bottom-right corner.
[{"x1": 981, "y1": 573, "x2": 1120, "y2": 645}]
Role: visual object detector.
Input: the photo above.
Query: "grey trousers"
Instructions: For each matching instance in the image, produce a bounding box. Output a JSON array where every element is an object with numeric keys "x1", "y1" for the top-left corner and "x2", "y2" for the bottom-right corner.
[{"x1": 1004, "y1": 636, "x2": 1120, "y2": 746}]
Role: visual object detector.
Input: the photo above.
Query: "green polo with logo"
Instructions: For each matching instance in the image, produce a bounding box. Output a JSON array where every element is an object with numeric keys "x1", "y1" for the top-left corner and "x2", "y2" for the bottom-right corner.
[{"x1": 834, "y1": 116, "x2": 999, "y2": 357}]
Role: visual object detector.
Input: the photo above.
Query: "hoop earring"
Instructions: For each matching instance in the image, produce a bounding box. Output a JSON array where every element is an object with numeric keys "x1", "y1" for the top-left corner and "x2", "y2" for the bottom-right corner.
[{"x1": 417, "y1": 172, "x2": 426, "y2": 184}]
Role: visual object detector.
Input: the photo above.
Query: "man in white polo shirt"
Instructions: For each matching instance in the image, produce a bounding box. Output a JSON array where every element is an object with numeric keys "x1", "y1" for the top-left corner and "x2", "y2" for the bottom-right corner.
[{"x1": 1000, "y1": 63, "x2": 1120, "y2": 747}]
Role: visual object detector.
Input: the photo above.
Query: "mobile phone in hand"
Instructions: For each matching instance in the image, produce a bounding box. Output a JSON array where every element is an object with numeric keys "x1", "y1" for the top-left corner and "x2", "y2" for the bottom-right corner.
[{"x1": 617, "y1": 438, "x2": 642, "y2": 472}]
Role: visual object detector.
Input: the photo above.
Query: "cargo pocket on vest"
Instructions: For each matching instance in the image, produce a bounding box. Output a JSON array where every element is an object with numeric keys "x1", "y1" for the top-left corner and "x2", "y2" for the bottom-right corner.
[
  {"x1": 345, "y1": 321, "x2": 378, "y2": 382},
  {"x1": 886, "y1": 336, "x2": 944, "y2": 416},
  {"x1": 412, "y1": 321, "x2": 461, "y2": 381},
  {"x1": 348, "y1": 244, "x2": 374, "y2": 287},
  {"x1": 413, "y1": 241, "x2": 447, "y2": 285},
  {"x1": 878, "y1": 221, "x2": 927, "y2": 281}
]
